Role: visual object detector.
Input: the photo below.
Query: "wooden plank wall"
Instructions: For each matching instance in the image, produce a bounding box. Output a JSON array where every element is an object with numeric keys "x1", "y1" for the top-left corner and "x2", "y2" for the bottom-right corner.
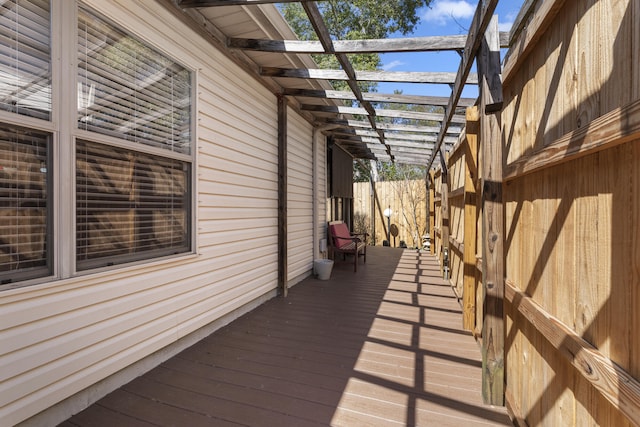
[
  {"x1": 432, "y1": 169, "x2": 444, "y2": 267},
  {"x1": 352, "y1": 180, "x2": 428, "y2": 248},
  {"x1": 501, "y1": 0, "x2": 640, "y2": 425},
  {"x1": 439, "y1": 110, "x2": 482, "y2": 334},
  {"x1": 447, "y1": 138, "x2": 466, "y2": 299},
  {"x1": 428, "y1": 1, "x2": 640, "y2": 423}
]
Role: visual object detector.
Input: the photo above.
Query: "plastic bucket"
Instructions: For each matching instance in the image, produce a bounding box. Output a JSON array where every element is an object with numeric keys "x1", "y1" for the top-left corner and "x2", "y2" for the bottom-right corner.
[{"x1": 314, "y1": 259, "x2": 334, "y2": 280}]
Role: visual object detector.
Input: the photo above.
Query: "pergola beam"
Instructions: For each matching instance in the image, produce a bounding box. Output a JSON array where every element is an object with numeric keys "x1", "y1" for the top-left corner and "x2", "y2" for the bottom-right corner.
[
  {"x1": 282, "y1": 88, "x2": 476, "y2": 108},
  {"x1": 229, "y1": 32, "x2": 510, "y2": 53},
  {"x1": 321, "y1": 119, "x2": 463, "y2": 135},
  {"x1": 301, "y1": 104, "x2": 466, "y2": 124},
  {"x1": 179, "y1": 0, "x2": 314, "y2": 7},
  {"x1": 262, "y1": 67, "x2": 478, "y2": 85}
]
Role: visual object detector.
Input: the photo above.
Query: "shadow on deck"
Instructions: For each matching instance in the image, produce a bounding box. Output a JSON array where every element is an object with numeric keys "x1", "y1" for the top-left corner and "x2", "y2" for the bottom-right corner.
[{"x1": 60, "y1": 247, "x2": 512, "y2": 426}]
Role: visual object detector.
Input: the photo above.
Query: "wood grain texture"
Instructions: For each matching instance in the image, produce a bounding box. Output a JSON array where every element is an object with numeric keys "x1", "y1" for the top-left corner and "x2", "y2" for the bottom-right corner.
[
  {"x1": 261, "y1": 67, "x2": 478, "y2": 84},
  {"x1": 230, "y1": 34, "x2": 500, "y2": 53},
  {"x1": 479, "y1": 15, "x2": 505, "y2": 407},
  {"x1": 502, "y1": 0, "x2": 568, "y2": 84},
  {"x1": 504, "y1": 98, "x2": 640, "y2": 181},
  {"x1": 462, "y1": 106, "x2": 479, "y2": 332},
  {"x1": 632, "y1": 141, "x2": 640, "y2": 387},
  {"x1": 283, "y1": 88, "x2": 476, "y2": 107},
  {"x1": 429, "y1": 171, "x2": 436, "y2": 256},
  {"x1": 505, "y1": 280, "x2": 640, "y2": 427}
]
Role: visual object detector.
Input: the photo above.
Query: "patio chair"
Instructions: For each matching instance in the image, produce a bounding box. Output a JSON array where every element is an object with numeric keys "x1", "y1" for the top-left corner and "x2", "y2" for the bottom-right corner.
[{"x1": 328, "y1": 221, "x2": 368, "y2": 272}]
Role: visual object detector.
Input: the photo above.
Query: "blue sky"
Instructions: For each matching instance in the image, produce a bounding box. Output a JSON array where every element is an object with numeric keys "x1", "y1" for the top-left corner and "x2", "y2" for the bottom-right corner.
[{"x1": 378, "y1": 0, "x2": 524, "y2": 98}]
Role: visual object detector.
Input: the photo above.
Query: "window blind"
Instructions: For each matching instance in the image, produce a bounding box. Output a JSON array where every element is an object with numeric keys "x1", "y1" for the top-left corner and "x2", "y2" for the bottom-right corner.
[
  {"x1": 0, "y1": 0, "x2": 51, "y2": 120},
  {"x1": 76, "y1": 140, "x2": 190, "y2": 270},
  {"x1": 77, "y1": 7, "x2": 191, "y2": 155},
  {"x1": 0, "y1": 123, "x2": 50, "y2": 283}
]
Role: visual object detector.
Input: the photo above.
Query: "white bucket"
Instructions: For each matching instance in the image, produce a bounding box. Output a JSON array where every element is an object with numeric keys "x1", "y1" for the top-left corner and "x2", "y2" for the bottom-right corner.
[{"x1": 314, "y1": 259, "x2": 334, "y2": 280}]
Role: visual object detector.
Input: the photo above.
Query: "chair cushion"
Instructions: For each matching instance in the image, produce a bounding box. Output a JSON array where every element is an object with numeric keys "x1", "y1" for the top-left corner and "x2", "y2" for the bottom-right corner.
[{"x1": 330, "y1": 223, "x2": 352, "y2": 249}]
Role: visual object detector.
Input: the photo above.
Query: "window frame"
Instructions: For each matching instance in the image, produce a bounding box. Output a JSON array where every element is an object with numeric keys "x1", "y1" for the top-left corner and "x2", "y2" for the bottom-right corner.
[
  {"x1": 0, "y1": 123, "x2": 54, "y2": 286},
  {"x1": 68, "y1": 2, "x2": 196, "y2": 275},
  {"x1": 0, "y1": 0, "x2": 197, "y2": 291}
]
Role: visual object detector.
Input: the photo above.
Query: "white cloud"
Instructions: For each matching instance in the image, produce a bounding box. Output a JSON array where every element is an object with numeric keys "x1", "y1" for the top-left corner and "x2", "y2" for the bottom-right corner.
[
  {"x1": 423, "y1": 1, "x2": 475, "y2": 25},
  {"x1": 498, "y1": 11, "x2": 519, "y2": 32},
  {"x1": 381, "y1": 60, "x2": 404, "y2": 71},
  {"x1": 498, "y1": 21, "x2": 513, "y2": 32}
]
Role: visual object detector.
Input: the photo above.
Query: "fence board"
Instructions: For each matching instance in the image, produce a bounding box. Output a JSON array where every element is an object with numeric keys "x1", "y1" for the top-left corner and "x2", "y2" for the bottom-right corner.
[
  {"x1": 462, "y1": 107, "x2": 479, "y2": 332},
  {"x1": 498, "y1": 0, "x2": 640, "y2": 425},
  {"x1": 353, "y1": 179, "x2": 427, "y2": 249}
]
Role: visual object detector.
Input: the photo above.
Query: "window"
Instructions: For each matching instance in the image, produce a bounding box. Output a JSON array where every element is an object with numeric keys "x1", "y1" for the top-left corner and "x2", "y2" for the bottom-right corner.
[
  {"x1": 0, "y1": 124, "x2": 51, "y2": 283},
  {"x1": 75, "y1": 7, "x2": 192, "y2": 270},
  {"x1": 0, "y1": 0, "x2": 51, "y2": 120},
  {"x1": 0, "y1": 1, "x2": 193, "y2": 287},
  {"x1": 77, "y1": 7, "x2": 191, "y2": 154},
  {"x1": 76, "y1": 140, "x2": 190, "y2": 270}
]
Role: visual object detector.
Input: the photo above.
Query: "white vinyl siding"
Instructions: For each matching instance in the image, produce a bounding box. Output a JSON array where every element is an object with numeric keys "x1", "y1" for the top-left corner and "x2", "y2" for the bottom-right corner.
[
  {"x1": 287, "y1": 107, "x2": 313, "y2": 282},
  {"x1": 314, "y1": 132, "x2": 327, "y2": 256},
  {"x1": 0, "y1": 1, "x2": 287, "y2": 425}
]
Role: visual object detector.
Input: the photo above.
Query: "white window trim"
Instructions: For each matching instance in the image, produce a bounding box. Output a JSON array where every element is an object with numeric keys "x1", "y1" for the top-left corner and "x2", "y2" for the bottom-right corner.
[{"x1": 0, "y1": 0, "x2": 198, "y2": 290}]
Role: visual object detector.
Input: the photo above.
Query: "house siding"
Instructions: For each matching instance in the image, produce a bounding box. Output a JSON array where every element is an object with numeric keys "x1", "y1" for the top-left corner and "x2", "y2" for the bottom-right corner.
[
  {"x1": 0, "y1": 1, "x2": 325, "y2": 425},
  {"x1": 287, "y1": 107, "x2": 314, "y2": 283},
  {"x1": 315, "y1": 130, "x2": 328, "y2": 259}
]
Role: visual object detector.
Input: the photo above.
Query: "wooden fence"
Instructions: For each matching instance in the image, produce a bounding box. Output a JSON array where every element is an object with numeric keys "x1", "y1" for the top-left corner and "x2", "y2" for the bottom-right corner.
[
  {"x1": 353, "y1": 180, "x2": 427, "y2": 248},
  {"x1": 430, "y1": 1, "x2": 640, "y2": 425},
  {"x1": 431, "y1": 107, "x2": 484, "y2": 337}
]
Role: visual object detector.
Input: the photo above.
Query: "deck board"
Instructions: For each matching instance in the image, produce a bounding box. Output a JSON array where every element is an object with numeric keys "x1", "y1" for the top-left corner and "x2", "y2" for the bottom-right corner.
[{"x1": 59, "y1": 248, "x2": 512, "y2": 427}]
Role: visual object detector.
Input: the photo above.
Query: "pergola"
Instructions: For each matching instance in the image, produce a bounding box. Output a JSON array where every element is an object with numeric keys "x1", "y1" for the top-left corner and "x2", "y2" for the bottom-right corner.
[
  {"x1": 166, "y1": 0, "x2": 523, "y2": 408},
  {"x1": 172, "y1": 0, "x2": 526, "y2": 169}
]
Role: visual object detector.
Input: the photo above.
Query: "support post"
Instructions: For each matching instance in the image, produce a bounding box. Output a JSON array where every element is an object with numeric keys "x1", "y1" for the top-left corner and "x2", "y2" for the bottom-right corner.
[
  {"x1": 278, "y1": 95, "x2": 288, "y2": 297},
  {"x1": 357, "y1": 159, "x2": 387, "y2": 242},
  {"x1": 478, "y1": 15, "x2": 504, "y2": 405},
  {"x1": 429, "y1": 170, "x2": 435, "y2": 255},
  {"x1": 463, "y1": 106, "x2": 479, "y2": 331},
  {"x1": 439, "y1": 149, "x2": 450, "y2": 278}
]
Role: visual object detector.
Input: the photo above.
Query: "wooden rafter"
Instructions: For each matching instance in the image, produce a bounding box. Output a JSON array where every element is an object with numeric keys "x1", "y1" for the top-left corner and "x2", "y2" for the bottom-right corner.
[
  {"x1": 229, "y1": 32, "x2": 511, "y2": 53},
  {"x1": 301, "y1": 1, "x2": 389, "y2": 158},
  {"x1": 300, "y1": 104, "x2": 466, "y2": 123},
  {"x1": 175, "y1": 0, "x2": 507, "y2": 167},
  {"x1": 178, "y1": 0, "x2": 313, "y2": 7},
  {"x1": 262, "y1": 67, "x2": 479, "y2": 85},
  {"x1": 321, "y1": 119, "x2": 463, "y2": 135},
  {"x1": 282, "y1": 88, "x2": 476, "y2": 108}
]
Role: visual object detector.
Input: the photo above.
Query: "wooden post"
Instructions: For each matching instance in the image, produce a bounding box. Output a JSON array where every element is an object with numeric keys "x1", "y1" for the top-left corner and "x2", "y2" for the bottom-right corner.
[
  {"x1": 439, "y1": 148, "x2": 450, "y2": 276},
  {"x1": 478, "y1": 15, "x2": 504, "y2": 406},
  {"x1": 429, "y1": 170, "x2": 436, "y2": 255},
  {"x1": 463, "y1": 106, "x2": 479, "y2": 331},
  {"x1": 278, "y1": 95, "x2": 288, "y2": 297}
]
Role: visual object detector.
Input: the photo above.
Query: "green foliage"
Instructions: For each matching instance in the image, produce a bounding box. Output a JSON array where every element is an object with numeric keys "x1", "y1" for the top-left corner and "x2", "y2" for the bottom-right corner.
[
  {"x1": 377, "y1": 162, "x2": 426, "y2": 181},
  {"x1": 352, "y1": 212, "x2": 371, "y2": 236},
  {"x1": 354, "y1": 159, "x2": 426, "y2": 183},
  {"x1": 281, "y1": 1, "x2": 431, "y2": 40},
  {"x1": 353, "y1": 159, "x2": 372, "y2": 182},
  {"x1": 280, "y1": 1, "x2": 431, "y2": 92}
]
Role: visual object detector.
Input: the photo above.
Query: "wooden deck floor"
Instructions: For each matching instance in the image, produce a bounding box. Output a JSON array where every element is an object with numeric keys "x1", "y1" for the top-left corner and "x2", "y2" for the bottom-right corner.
[{"x1": 60, "y1": 248, "x2": 512, "y2": 427}]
